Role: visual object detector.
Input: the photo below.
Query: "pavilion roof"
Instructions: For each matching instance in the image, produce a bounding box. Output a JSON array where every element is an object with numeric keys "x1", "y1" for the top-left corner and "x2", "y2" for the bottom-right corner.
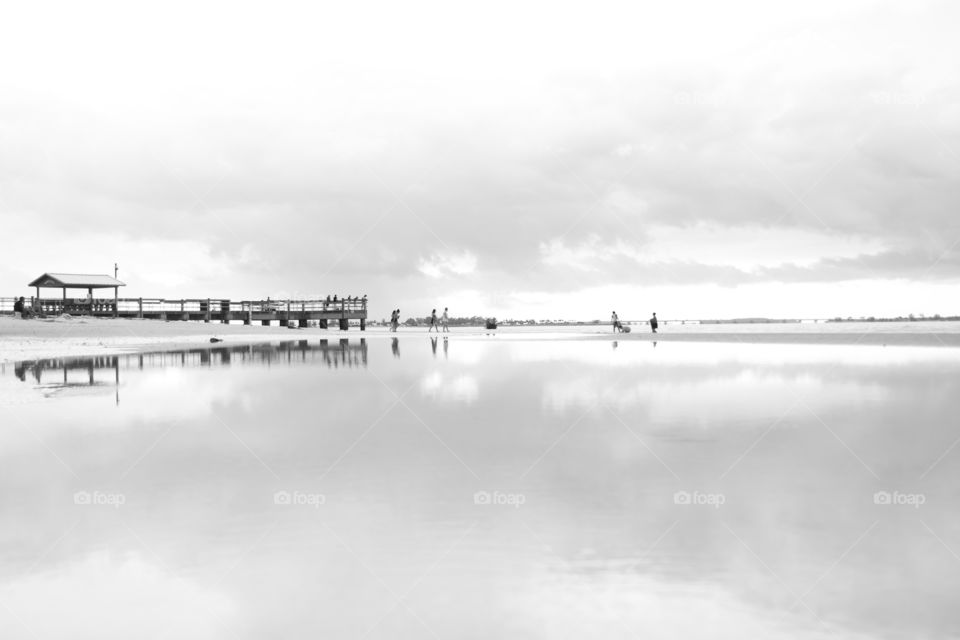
[{"x1": 28, "y1": 273, "x2": 126, "y2": 289}]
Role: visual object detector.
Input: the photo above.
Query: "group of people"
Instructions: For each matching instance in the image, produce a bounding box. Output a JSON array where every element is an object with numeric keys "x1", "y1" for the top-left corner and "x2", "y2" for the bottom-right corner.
[
  {"x1": 388, "y1": 307, "x2": 451, "y2": 332},
  {"x1": 12, "y1": 297, "x2": 36, "y2": 319},
  {"x1": 325, "y1": 294, "x2": 366, "y2": 302},
  {"x1": 611, "y1": 311, "x2": 658, "y2": 333},
  {"x1": 428, "y1": 308, "x2": 450, "y2": 332}
]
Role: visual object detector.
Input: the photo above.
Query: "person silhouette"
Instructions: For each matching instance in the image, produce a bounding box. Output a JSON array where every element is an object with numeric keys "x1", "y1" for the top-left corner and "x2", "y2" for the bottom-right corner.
[
  {"x1": 428, "y1": 309, "x2": 439, "y2": 332},
  {"x1": 650, "y1": 312, "x2": 658, "y2": 333}
]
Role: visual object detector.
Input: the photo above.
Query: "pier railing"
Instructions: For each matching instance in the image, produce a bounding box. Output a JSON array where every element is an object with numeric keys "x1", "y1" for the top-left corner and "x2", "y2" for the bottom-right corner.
[{"x1": 2, "y1": 296, "x2": 368, "y2": 328}]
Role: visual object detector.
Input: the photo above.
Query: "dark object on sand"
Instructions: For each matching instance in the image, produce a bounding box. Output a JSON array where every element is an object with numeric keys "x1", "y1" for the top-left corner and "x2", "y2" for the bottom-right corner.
[
  {"x1": 622, "y1": 325, "x2": 631, "y2": 333},
  {"x1": 210, "y1": 337, "x2": 223, "y2": 343},
  {"x1": 485, "y1": 318, "x2": 497, "y2": 330}
]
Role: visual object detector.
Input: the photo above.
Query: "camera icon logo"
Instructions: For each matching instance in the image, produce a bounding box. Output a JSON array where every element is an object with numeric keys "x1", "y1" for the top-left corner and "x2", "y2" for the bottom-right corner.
[
  {"x1": 674, "y1": 491, "x2": 692, "y2": 505},
  {"x1": 873, "y1": 491, "x2": 892, "y2": 505},
  {"x1": 74, "y1": 491, "x2": 92, "y2": 505},
  {"x1": 474, "y1": 491, "x2": 492, "y2": 505},
  {"x1": 273, "y1": 491, "x2": 292, "y2": 506}
]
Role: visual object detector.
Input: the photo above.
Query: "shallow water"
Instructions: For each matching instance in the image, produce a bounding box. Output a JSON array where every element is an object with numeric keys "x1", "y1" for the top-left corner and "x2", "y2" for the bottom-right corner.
[{"x1": 1, "y1": 337, "x2": 959, "y2": 639}]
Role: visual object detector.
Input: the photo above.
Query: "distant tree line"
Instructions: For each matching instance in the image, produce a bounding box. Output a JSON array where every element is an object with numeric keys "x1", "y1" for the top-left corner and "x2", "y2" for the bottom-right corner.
[{"x1": 827, "y1": 314, "x2": 960, "y2": 323}]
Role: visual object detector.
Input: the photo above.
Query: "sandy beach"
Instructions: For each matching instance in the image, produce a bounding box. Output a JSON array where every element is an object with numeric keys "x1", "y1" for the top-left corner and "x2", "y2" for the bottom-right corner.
[
  {"x1": 0, "y1": 316, "x2": 338, "y2": 363},
  {"x1": 2, "y1": 315, "x2": 959, "y2": 363}
]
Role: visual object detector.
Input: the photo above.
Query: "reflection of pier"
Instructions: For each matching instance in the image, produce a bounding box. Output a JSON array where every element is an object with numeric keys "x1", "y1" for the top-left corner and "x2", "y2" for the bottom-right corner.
[
  {"x1": 9, "y1": 339, "x2": 369, "y2": 399},
  {"x1": 14, "y1": 354, "x2": 121, "y2": 386}
]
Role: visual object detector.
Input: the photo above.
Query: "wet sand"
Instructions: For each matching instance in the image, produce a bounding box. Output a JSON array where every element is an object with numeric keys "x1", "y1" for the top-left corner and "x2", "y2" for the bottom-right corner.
[
  {"x1": 3, "y1": 316, "x2": 960, "y2": 363},
  {"x1": 3, "y1": 334, "x2": 959, "y2": 639},
  {"x1": 0, "y1": 316, "x2": 334, "y2": 363}
]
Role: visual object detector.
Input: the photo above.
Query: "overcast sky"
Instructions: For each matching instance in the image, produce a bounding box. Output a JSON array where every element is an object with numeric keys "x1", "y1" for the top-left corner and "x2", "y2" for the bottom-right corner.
[{"x1": 1, "y1": 0, "x2": 958, "y2": 320}]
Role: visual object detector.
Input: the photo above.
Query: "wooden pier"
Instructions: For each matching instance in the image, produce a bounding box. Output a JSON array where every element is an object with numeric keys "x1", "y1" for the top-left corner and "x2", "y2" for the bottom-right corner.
[
  {"x1": 27, "y1": 296, "x2": 369, "y2": 329},
  {"x1": 10, "y1": 274, "x2": 368, "y2": 329}
]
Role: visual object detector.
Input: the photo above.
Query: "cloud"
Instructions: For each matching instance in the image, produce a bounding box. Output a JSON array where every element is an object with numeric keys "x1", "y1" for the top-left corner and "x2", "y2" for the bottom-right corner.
[
  {"x1": 418, "y1": 251, "x2": 478, "y2": 278},
  {"x1": 1, "y1": 0, "x2": 958, "y2": 317}
]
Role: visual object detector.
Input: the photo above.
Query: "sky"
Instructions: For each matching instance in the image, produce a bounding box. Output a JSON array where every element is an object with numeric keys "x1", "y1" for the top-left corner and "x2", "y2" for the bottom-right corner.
[{"x1": 1, "y1": 0, "x2": 958, "y2": 321}]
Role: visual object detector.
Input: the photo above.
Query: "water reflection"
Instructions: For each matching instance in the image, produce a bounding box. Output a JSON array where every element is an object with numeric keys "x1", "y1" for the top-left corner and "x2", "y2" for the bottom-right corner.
[
  {"x1": 6, "y1": 340, "x2": 368, "y2": 405},
  {"x1": 12, "y1": 339, "x2": 368, "y2": 381},
  {"x1": 1, "y1": 339, "x2": 958, "y2": 639}
]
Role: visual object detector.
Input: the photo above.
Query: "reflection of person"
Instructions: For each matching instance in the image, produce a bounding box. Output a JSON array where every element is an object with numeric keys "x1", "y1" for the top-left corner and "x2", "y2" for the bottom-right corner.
[
  {"x1": 650, "y1": 312, "x2": 658, "y2": 333},
  {"x1": 391, "y1": 337, "x2": 400, "y2": 358},
  {"x1": 430, "y1": 336, "x2": 438, "y2": 356},
  {"x1": 443, "y1": 336, "x2": 448, "y2": 359},
  {"x1": 442, "y1": 307, "x2": 450, "y2": 332}
]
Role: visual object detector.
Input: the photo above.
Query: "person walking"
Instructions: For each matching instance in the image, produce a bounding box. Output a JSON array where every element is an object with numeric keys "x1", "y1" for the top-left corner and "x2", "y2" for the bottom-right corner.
[
  {"x1": 428, "y1": 309, "x2": 438, "y2": 332},
  {"x1": 441, "y1": 307, "x2": 450, "y2": 332},
  {"x1": 611, "y1": 311, "x2": 622, "y2": 333},
  {"x1": 650, "y1": 312, "x2": 659, "y2": 333}
]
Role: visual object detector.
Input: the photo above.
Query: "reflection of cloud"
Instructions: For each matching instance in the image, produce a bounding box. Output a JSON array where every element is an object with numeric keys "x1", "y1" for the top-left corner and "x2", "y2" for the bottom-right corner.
[
  {"x1": 542, "y1": 371, "x2": 886, "y2": 419},
  {"x1": 0, "y1": 551, "x2": 235, "y2": 639},
  {"x1": 511, "y1": 340, "x2": 960, "y2": 368},
  {"x1": 420, "y1": 371, "x2": 479, "y2": 404},
  {"x1": 443, "y1": 340, "x2": 487, "y2": 366},
  {"x1": 512, "y1": 570, "x2": 872, "y2": 640}
]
